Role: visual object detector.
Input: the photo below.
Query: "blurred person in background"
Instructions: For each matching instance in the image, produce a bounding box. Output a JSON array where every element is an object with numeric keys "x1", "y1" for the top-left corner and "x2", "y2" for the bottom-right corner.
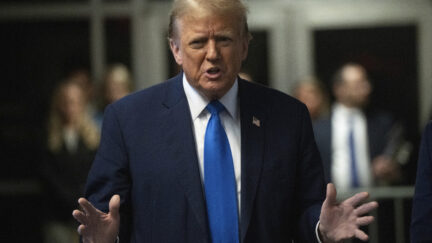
[
  {"x1": 411, "y1": 121, "x2": 432, "y2": 242},
  {"x1": 293, "y1": 76, "x2": 330, "y2": 122},
  {"x1": 68, "y1": 69, "x2": 99, "y2": 121},
  {"x1": 41, "y1": 79, "x2": 100, "y2": 243},
  {"x1": 94, "y1": 63, "x2": 132, "y2": 127},
  {"x1": 68, "y1": 69, "x2": 94, "y2": 106},
  {"x1": 314, "y1": 63, "x2": 406, "y2": 191}
]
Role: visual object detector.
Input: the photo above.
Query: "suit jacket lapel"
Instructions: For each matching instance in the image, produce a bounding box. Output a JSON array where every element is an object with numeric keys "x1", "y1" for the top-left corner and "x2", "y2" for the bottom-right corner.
[
  {"x1": 238, "y1": 79, "x2": 266, "y2": 242},
  {"x1": 161, "y1": 74, "x2": 210, "y2": 242}
]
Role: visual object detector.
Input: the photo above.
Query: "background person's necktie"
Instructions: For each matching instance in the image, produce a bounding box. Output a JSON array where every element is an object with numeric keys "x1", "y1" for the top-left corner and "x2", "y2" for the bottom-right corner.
[
  {"x1": 348, "y1": 116, "x2": 360, "y2": 188},
  {"x1": 204, "y1": 100, "x2": 239, "y2": 243}
]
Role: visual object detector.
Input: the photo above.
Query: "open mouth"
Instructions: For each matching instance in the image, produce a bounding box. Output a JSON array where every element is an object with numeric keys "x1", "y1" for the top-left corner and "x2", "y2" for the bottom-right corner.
[
  {"x1": 207, "y1": 67, "x2": 221, "y2": 74},
  {"x1": 205, "y1": 67, "x2": 222, "y2": 79}
]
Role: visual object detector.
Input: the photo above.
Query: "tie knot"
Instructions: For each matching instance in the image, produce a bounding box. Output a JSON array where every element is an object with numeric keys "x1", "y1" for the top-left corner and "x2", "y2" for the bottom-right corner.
[{"x1": 206, "y1": 100, "x2": 225, "y2": 115}]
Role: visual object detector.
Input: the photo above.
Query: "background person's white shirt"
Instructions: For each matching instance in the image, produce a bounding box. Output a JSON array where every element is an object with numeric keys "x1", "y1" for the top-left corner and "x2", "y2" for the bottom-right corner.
[{"x1": 331, "y1": 103, "x2": 372, "y2": 192}]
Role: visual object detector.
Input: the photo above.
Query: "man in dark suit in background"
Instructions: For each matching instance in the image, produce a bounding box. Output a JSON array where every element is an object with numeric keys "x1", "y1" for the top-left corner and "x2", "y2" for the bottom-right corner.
[
  {"x1": 411, "y1": 121, "x2": 432, "y2": 242},
  {"x1": 72, "y1": 1, "x2": 378, "y2": 242},
  {"x1": 314, "y1": 63, "x2": 403, "y2": 191}
]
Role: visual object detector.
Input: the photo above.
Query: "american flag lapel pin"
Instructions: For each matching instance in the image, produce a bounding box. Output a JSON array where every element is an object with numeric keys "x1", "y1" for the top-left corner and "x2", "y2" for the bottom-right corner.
[{"x1": 252, "y1": 116, "x2": 261, "y2": 127}]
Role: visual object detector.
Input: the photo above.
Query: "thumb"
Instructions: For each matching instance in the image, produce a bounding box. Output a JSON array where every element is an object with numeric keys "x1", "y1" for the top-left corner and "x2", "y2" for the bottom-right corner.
[
  {"x1": 109, "y1": 194, "x2": 121, "y2": 219},
  {"x1": 323, "y1": 183, "x2": 337, "y2": 207}
]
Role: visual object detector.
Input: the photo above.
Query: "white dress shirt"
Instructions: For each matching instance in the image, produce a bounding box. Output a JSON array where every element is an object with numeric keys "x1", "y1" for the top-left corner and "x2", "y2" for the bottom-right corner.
[
  {"x1": 331, "y1": 103, "x2": 372, "y2": 192},
  {"x1": 182, "y1": 74, "x2": 242, "y2": 211}
]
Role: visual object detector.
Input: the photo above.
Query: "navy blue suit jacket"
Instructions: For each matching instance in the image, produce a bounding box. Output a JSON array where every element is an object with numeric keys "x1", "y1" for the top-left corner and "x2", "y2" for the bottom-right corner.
[
  {"x1": 411, "y1": 121, "x2": 432, "y2": 242},
  {"x1": 313, "y1": 110, "x2": 395, "y2": 183},
  {"x1": 85, "y1": 73, "x2": 325, "y2": 242}
]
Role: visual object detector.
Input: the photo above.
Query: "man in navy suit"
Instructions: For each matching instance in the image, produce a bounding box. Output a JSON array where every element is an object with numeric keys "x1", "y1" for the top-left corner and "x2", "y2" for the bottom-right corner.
[
  {"x1": 411, "y1": 121, "x2": 432, "y2": 242},
  {"x1": 72, "y1": 1, "x2": 378, "y2": 242},
  {"x1": 314, "y1": 63, "x2": 402, "y2": 191}
]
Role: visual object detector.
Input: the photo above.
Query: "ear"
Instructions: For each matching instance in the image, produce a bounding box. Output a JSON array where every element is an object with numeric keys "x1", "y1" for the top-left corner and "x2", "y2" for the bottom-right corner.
[
  {"x1": 241, "y1": 36, "x2": 249, "y2": 61},
  {"x1": 169, "y1": 38, "x2": 183, "y2": 66}
]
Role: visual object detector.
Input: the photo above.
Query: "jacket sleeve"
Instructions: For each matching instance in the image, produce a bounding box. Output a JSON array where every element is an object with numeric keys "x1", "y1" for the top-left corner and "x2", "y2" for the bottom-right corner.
[
  {"x1": 295, "y1": 104, "x2": 326, "y2": 242},
  {"x1": 85, "y1": 104, "x2": 132, "y2": 241}
]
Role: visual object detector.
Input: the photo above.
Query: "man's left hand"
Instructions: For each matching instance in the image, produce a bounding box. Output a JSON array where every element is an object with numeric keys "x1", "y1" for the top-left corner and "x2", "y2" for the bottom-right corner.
[{"x1": 318, "y1": 183, "x2": 378, "y2": 242}]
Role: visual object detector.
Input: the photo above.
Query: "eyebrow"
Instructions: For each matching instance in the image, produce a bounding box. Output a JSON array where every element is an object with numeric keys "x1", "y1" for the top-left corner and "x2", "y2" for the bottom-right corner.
[{"x1": 188, "y1": 36, "x2": 207, "y2": 44}]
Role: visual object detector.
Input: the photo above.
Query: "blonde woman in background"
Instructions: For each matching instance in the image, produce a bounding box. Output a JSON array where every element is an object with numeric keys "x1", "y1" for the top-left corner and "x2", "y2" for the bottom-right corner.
[
  {"x1": 94, "y1": 63, "x2": 132, "y2": 127},
  {"x1": 41, "y1": 79, "x2": 100, "y2": 243}
]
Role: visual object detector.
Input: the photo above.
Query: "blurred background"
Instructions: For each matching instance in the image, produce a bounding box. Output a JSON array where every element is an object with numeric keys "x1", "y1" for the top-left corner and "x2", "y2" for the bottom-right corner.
[{"x1": 0, "y1": 0, "x2": 431, "y2": 242}]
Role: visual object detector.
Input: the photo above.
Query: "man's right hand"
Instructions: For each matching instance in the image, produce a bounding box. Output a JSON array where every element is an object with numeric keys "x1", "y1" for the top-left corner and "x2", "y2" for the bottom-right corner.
[
  {"x1": 72, "y1": 195, "x2": 120, "y2": 243},
  {"x1": 372, "y1": 155, "x2": 401, "y2": 184}
]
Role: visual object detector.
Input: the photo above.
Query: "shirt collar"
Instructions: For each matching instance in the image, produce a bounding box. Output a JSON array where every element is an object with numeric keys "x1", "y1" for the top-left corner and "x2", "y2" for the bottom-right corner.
[
  {"x1": 182, "y1": 73, "x2": 239, "y2": 120},
  {"x1": 333, "y1": 102, "x2": 362, "y2": 117}
]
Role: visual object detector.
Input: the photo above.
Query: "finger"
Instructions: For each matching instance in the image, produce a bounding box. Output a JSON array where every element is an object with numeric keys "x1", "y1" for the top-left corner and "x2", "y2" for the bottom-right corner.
[
  {"x1": 78, "y1": 225, "x2": 92, "y2": 243},
  {"x1": 72, "y1": 209, "x2": 88, "y2": 225},
  {"x1": 77, "y1": 224, "x2": 88, "y2": 235},
  {"x1": 323, "y1": 183, "x2": 337, "y2": 207},
  {"x1": 355, "y1": 229, "x2": 369, "y2": 241},
  {"x1": 344, "y1": 191, "x2": 369, "y2": 207},
  {"x1": 354, "y1": 201, "x2": 379, "y2": 216},
  {"x1": 356, "y1": 216, "x2": 374, "y2": 226},
  {"x1": 78, "y1": 197, "x2": 99, "y2": 216},
  {"x1": 109, "y1": 194, "x2": 121, "y2": 220}
]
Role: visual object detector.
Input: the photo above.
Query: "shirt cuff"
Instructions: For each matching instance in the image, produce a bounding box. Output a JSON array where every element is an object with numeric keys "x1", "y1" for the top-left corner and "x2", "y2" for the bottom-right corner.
[{"x1": 315, "y1": 220, "x2": 322, "y2": 243}]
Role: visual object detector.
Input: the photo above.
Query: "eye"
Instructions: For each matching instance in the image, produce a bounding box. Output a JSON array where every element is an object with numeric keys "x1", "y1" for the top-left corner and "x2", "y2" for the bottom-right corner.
[
  {"x1": 189, "y1": 38, "x2": 206, "y2": 49},
  {"x1": 216, "y1": 36, "x2": 232, "y2": 46},
  {"x1": 217, "y1": 36, "x2": 231, "y2": 42}
]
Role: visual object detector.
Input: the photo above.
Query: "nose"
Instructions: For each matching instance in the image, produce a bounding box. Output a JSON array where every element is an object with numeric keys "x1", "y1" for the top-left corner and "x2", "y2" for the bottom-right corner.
[{"x1": 206, "y1": 40, "x2": 220, "y2": 62}]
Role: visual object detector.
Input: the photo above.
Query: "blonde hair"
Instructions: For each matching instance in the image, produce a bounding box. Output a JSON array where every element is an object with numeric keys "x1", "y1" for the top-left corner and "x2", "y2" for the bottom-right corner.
[
  {"x1": 47, "y1": 80, "x2": 100, "y2": 153},
  {"x1": 168, "y1": 0, "x2": 251, "y2": 41},
  {"x1": 103, "y1": 63, "x2": 132, "y2": 90},
  {"x1": 101, "y1": 63, "x2": 133, "y2": 107}
]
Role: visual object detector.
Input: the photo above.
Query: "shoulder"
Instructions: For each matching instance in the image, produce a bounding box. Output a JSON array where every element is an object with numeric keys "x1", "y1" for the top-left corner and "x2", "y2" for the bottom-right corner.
[
  {"x1": 238, "y1": 79, "x2": 307, "y2": 112},
  {"x1": 108, "y1": 74, "x2": 181, "y2": 115},
  {"x1": 365, "y1": 109, "x2": 394, "y2": 125}
]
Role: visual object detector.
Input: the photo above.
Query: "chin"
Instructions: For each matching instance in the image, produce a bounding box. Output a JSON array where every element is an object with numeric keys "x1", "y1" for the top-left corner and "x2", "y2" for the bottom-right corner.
[{"x1": 200, "y1": 86, "x2": 226, "y2": 99}]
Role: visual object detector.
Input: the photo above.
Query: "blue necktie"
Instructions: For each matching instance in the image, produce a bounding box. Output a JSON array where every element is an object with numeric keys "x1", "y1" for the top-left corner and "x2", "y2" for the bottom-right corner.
[
  {"x1": 348, "y1": 116, "x2": 360, "y2": 187},
  {"x1": 204, "y1": 100, "x2": 239, "y2": 243}
]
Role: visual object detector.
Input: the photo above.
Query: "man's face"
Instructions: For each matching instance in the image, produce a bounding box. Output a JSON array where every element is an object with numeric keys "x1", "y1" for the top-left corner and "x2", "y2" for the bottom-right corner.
[
  {"x1": 335, "y1": 66, "x2": 371, "y2": 108},
  {"x1": 296, "y1": 83, "x2": 324, "y2": 119},
  {"x1": 170, "y1": 11, "x2": 249, "y2": 99}
]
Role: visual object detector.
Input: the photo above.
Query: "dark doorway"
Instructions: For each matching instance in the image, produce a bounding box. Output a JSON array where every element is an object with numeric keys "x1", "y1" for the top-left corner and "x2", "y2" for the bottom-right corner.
[
  {"x1": 105, "y1": 18, "x2": 131, "y2": 68},
  {"x1": 242, "y1": 31, "x2": 269, "y2": 85}
]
